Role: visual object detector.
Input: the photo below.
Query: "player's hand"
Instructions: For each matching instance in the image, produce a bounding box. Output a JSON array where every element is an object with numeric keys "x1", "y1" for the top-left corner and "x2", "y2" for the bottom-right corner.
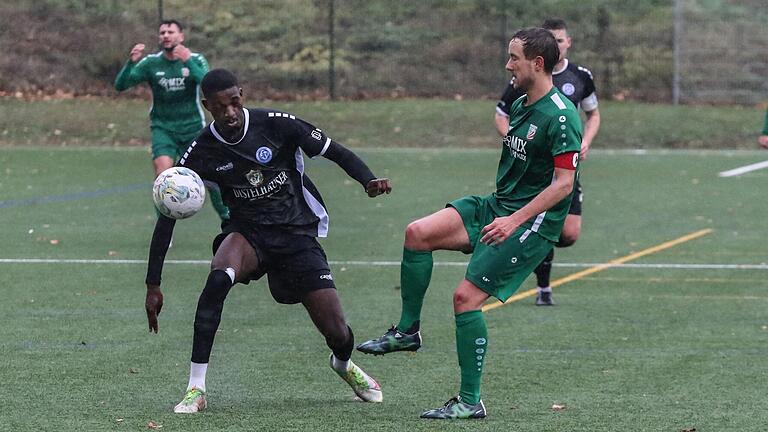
[
  {"x1": 580, "y1": 143, "x2": 590, "y2": 161},
  {"x1": 129, "y1": 43, "x2": 146, "y2": 62},
  {"x1": 145, "y1": 284, "x2": 164, "y2": 333},
  {"x1": 172, "y1": 44, "x2": 192, "y2": 63},
  {"x1": 759, "y1": 135, "x2": 768, "y2": 149},
  {"x1": 480, "y1": 216, "x2": 519, "y2": 246},
  {"x1": 366, "y1": 178, "x2": 392, "y2": 197}
]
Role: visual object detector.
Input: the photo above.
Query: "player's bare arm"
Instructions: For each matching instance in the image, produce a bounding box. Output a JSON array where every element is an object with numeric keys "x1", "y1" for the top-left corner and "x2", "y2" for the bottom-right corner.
[
  {"x1": 494, "y1": 113, "x2": 509, "y2": 137},
  {"x1": 129, "y1": 43, "x2": 145, "y2": 62},
  {"x1": 759, "y1": 135, "x2": 768, "y2": 149},
  {"x1": 480, "y1": 166, "x2": 576, "y2": 246},
  {"x1": 580, "y1": 108, "x2": 601, "y2": 160}
]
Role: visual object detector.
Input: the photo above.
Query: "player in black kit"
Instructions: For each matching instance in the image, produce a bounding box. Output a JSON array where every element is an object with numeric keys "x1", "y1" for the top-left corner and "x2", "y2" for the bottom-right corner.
[
  {"x1": 494, "y1": 18, "x2": 600, "y2": 306},
  {"x1": 143, "y1": 69, "x2": 392, "y2": 413}
]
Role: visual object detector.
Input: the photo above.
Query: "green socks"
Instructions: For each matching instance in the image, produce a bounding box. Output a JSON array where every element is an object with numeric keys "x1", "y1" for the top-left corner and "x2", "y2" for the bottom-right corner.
[
  {"x1": 455, "y1": 310, "x2": 487, "y2": 405},
  {"x1": 397, "y1": 248, "x2": 433, "y2": 332}
]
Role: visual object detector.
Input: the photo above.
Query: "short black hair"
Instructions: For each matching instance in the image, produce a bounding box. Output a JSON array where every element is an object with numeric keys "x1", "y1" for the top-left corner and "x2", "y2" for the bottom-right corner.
[
  {"x1": 201, "y1": 69, "x2": 239, "y2": 97},
  {"x1": 542, "y1": 18, "x2": 567, "y2": 32},
  {"x1": 159, "y1": 19, "x2": 183, "y2": 32},
  {"x1": 511, "y1": 27, "x2": 560, "y2": 74}
]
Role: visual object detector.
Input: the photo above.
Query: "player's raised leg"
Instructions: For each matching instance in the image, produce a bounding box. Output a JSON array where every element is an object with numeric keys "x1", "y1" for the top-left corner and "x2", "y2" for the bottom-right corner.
[
  {"x1": 302, "y1": 288, "x2": 382, "y2": 402},
  {"x1": 357, "y1": 207, "x2": 470, "y2": 355}
]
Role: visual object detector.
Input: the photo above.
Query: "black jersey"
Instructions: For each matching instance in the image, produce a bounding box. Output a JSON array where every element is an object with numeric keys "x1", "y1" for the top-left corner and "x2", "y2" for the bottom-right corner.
[
  {"x1": 179, "y1": 108, "x2": 339, "y2": 237},
  {"x1": 496, "y1": 59, "x2": 598, "y2": 117}
]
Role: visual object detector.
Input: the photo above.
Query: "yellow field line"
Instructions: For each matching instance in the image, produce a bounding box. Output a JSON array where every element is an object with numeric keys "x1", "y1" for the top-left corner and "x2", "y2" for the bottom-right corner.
[{"x1": 482, "y1": 228, "x2": 713, "y2": 312}]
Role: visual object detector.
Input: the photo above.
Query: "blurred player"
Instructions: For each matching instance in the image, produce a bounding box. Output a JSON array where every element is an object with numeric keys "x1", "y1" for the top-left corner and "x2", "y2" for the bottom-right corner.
[
  {"x1": 494, "y1": 18, "x2": 600, "y2": 305},
  {"x1": 144, "y1": 69, "x2": 392, "y2": 413},
  {"x1": 114, "y1": 19, "x2": 229, "y2": 221},
  {"x1": 759, "y1": 106, "x2": 768, "y2": 149},
  {"x1": 358, "y1": 28, "x2": 582, "y2": 419}
]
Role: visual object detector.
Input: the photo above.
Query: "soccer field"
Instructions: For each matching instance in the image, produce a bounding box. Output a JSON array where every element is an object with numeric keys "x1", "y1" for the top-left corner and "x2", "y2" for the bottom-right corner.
[{"x1": 1, "y1": 147, "x2": 767, "y2": 431}]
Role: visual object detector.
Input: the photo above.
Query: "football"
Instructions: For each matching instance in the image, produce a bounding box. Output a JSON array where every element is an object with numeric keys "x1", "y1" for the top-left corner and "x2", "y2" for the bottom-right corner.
[{"x1": 152, "y1": 167, "x2": 206, "y2": 219}]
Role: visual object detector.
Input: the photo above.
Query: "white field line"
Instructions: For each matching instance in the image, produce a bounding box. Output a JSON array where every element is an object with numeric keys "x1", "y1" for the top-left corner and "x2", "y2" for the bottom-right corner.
[
  {"x1": 718, "y1": 160, "x2": 768, "y2": 177},
  {"x1": 0, "y1": 258, "x2": 766, "y2": 270}
]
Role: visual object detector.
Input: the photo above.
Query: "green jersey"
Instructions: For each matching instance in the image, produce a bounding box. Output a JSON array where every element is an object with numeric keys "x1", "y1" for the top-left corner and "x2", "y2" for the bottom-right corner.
[
  {"x1": 492, "y1": 86, "x2": 583, "y2": 242},
  {"x1": 762, "y1": 108, "x2": 768, "y2": 135},
  {"x1": 114, "y1": 51, "x2": 208, "y2": 135}
]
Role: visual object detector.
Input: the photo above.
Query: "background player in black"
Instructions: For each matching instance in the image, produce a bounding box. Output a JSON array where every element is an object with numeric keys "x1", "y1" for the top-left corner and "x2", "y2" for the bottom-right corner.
[
  {"x1": 144, "y1": 69, "x2": 392, "y2": 413},
  {"x1": 494, "y1": 18, "x2": 600, "y2": 305}
]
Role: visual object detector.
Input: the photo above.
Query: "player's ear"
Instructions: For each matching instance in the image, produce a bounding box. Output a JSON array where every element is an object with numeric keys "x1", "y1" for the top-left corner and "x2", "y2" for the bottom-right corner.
[{"x1": 202, "y1": 98, "x2": 210, "y2": 112}]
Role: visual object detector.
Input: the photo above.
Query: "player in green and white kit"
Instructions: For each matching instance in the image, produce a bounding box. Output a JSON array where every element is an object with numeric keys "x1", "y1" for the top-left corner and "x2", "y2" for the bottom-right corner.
[
  {"x1": 358, "y1": 28, "x2": 582, "y2": 419},
  {"x1": 114, "y1": 19, "x2": 229, "y2": 220}
]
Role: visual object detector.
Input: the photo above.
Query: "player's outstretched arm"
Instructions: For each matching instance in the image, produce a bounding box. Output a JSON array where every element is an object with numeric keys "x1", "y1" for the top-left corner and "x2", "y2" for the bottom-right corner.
[
  {"x1": 322, "y1": 140, "x2": 392, "y2": 197},
  {"x1": 144, "y1": 215, "x2": 176, "y2": 333}
]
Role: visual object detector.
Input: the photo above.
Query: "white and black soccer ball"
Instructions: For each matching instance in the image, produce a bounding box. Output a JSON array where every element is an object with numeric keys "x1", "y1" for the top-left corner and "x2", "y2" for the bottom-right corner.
[{"x1": 152, "y1": 167, "x2": 206, "y2": 219}]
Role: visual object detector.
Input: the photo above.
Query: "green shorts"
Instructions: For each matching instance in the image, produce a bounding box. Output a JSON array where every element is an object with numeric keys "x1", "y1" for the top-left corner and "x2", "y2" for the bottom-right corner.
[
  {"x1": 150, "y1": 127, "x2": 201, "y2": 160},
  {"x1": 449, "y1": 195, "x2": 554, "y2": 302}
]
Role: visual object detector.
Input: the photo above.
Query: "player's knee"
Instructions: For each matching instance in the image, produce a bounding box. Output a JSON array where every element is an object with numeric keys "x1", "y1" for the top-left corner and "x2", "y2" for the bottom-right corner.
[
  {"x1": 404, "y1": 220, "x2": 429, "y2": 250},
  {"x1": 199, "y1": 269, "x2": 234, "y2": 304},
  {"x1": 558, "y1": 229, "x2": 579, "y2": 247},
  {"x1": 453, "y1": 288, "x2": 475, "y2": 311}
]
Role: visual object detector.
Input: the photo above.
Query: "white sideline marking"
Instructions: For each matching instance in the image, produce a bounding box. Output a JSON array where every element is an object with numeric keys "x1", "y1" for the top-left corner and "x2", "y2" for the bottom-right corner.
[
  {"x1": 0, "y1": 258, "x2": 766, "y2": 270},
  {"x1": 718, "y1": 160, "x2": 768, "y2": 177}
]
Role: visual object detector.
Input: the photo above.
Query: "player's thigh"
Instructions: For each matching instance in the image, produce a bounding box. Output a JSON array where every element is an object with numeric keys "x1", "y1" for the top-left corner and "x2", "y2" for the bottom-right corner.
[
  {"x1": 211, "y1": 232, "x2": 259, "y2": 283},
  {"x1": 151, "y1": 127, "x2": 182, "y2": 162},
  {"x1": 405, "y1": 207, "x2": 470, "y2": 251}
]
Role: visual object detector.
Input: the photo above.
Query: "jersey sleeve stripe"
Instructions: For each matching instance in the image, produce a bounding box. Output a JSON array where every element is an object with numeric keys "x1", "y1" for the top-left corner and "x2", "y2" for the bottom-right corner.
[
  {"x1": 550, "y1": 93, "x2": 567, "y2": 110},
  {"x1": 318, "y1": 137, "x2": 332, "y2": 157},
  {"x1": 178, "y1": 141, "x2": 198, "y2": 165}
]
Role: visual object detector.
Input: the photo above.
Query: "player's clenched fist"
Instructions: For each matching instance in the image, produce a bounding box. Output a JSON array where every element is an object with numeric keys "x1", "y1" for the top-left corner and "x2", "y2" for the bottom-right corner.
[
  {"x1": 145, "y1": 285, "x2": 164, "y2": 333},
  {"x1": 129, "y1": 43, "x2": 146, "y2": 62},
  {"x1": 366, "y1": 178, "x2": 392, "y2": 197},
  {"x1": 172, "y1": 44, "x2": 191, "y2": 63}
]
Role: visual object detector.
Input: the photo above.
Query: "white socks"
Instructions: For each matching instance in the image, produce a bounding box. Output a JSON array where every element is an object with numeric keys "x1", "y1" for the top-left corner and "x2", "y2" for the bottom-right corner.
[
  {"x1": 538, "y1": 286, "x2": 552, "y2": 293},
  {"x1": 331, "y1": 354, "x2": 350, "y2": 373},
  {"x1": 187, "y1": 362, "x2": 208, "y2": 392}
]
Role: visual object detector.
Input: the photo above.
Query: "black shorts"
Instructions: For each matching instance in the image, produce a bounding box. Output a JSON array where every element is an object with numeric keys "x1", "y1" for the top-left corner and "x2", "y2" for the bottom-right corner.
[
  {"x1": 212, "y1": 221, "x2": 336, "y2": 304},
  {"x1": 568, "y1": 178, "x2": 583, "y2": 216}
]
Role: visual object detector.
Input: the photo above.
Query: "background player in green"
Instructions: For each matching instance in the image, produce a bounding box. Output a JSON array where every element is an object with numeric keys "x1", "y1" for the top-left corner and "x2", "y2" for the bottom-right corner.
[
  {"x1": 357, "y1": 28, "x2": 582, "y2": 419},
  {"x1": 114, "y1": 19, "x2": 229, "y2": 220},
  {"x1": 495, "y1": 18, "x2": 600, "y2": 305},
  {"x1": 759, "y1": 106, "x2": 768, "y2": 149}
]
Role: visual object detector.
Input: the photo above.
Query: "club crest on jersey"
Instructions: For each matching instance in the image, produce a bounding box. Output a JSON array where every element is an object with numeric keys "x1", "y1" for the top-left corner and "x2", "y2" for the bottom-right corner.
[
  {"x1": 562, "y1": 83, "x2": 575, "y2": 96},
  {"x1": 246, "y1": 169, "x2": 264, "y2": 187},
  {"x1": 256, "y1": 146, "x2": 273, "y2": 164},
  {"x1": 181, "y1": 67, "x2": 190, "y2": 77},
  {"x1": 526, "y1": 124, "x2": 538, "y2": 140}
]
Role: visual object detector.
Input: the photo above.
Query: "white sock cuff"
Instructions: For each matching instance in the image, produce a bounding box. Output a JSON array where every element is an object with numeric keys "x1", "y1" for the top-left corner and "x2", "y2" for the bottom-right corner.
[{"x1": 224, "y1": 267, "x2": 236, "y2": 284}]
